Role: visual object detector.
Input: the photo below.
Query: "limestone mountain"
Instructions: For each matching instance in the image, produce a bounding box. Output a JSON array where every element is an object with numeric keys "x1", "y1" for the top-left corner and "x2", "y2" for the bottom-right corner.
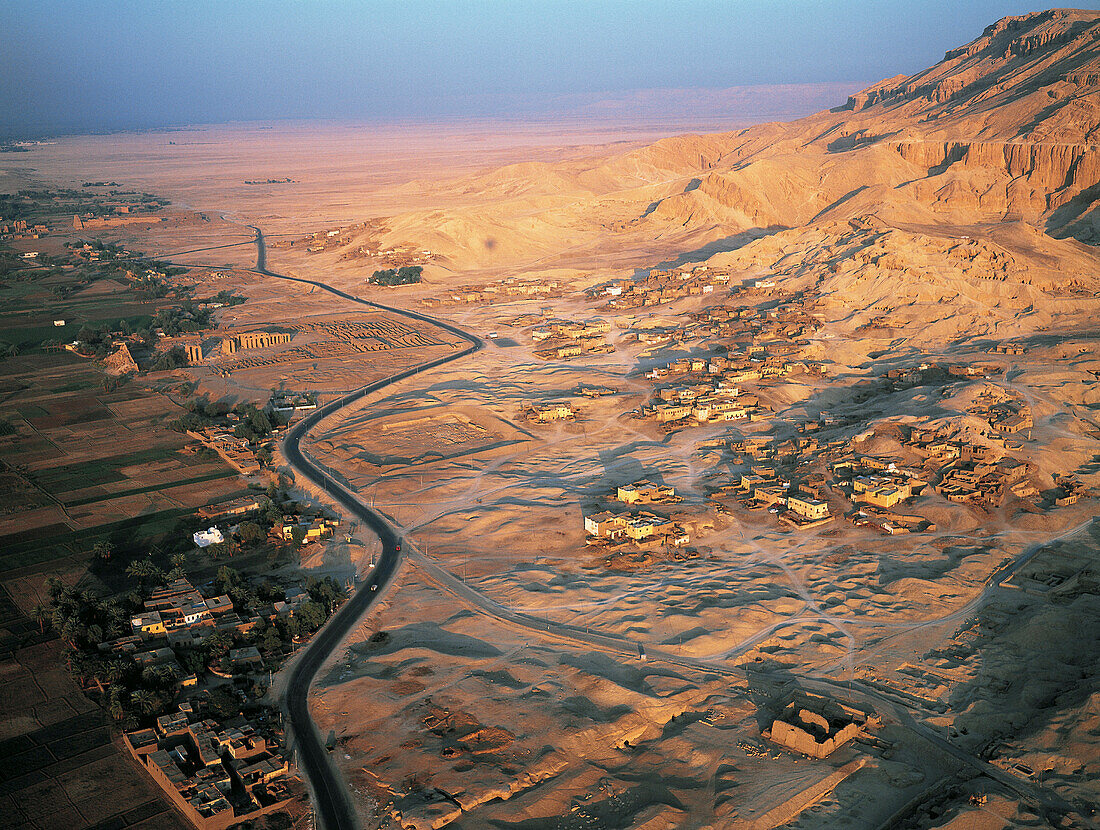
[{"x1": 342, "y1": 8, "x2": 1100, "y2": 274}]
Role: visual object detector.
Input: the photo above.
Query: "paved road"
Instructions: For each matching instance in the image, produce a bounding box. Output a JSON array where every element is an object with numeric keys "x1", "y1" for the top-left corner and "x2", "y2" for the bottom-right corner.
[
  {"x1": 249, "y1": 227, "x2": 481, "y2": 830},
  {"x1": 249, "y1": 224, "x2": 1086, "y2": 827}
]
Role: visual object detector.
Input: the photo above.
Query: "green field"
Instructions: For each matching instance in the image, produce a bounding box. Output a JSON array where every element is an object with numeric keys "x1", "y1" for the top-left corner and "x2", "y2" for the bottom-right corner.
[
  {"x1": 32, "y1": 446, "x2": 188, "y2": 494},
  {"x1": 63, "y1": 469, "x2": 238, "y2": 508},
  {"x1": 0, "y1": 508, "x2": 202, "y2": 574}
]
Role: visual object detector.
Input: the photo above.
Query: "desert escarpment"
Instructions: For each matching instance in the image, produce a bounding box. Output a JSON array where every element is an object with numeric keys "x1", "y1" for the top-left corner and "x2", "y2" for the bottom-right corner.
[{"x1": 310, "y1": 8, "x2": 1100, "y2": 278}]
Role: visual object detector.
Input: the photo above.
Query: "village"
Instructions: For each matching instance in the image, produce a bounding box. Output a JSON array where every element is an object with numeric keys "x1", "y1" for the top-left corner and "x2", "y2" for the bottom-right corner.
[
  {"x1": 0, "y1": 188, "x2": 370, "y2": 829},
  {"x1": 267, "y1": 219, "x2": 441, "y2": 269},
  {"x1": 49, "y1": 492, "x2": 348, "y2": 830}
]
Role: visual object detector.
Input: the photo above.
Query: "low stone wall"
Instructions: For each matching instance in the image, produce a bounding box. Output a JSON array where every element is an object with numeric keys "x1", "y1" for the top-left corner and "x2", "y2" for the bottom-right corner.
[{"x1": 739, "y1": 758, "x2": 867, "y2": 830}]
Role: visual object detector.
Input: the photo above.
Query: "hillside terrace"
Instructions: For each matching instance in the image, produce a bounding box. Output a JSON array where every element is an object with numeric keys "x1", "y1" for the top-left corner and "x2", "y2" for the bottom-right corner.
[{"x1": 585, "y1": 264, "x2": 731, "y2": 309}]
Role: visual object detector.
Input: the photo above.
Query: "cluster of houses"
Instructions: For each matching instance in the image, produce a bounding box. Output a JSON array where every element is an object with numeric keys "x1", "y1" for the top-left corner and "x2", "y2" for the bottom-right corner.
[
  {"x1": 585, "y1": 264, "x2": 731, "y2": 309},
  {"x1": 530, "y1": 318, "x2": 614, "y2": 360},
  {"x1": 191, "y1": 510, "x2": 338, "y2": 553},
  {"x1": 967, "y1": 387, "x2": 1033, "y2": 438},
  {"x1": 626, "y1": 298, "x2": 826, "y2": 431},
  {"x1": 274, "y1": 219, "x2": 438, "y2": 267},
  {"x1": 714, "y1": 395, "x2": 1094, "y2": 534},
  {"x1": 609, "y1": 287, "x2": 821, "y2": 354},
  {"x1": 716, "y1": 414, "x2": 1049, "y2": 530},
  {"x1": 521, "y1": 402, "x2": 577, "y2": 424},
  {"x1": 883, "y1": 362, "x2": 1003, "y2": 390},
  {"x1": 830, "y1": 458, "x2": 936, "y2": 534},
  {"x1": 636, "y1": 354, "x2": 768, "y2": 429},
  {"x1": 721, "y1": 466, "x2": 835, "y2": 528},
  {"x1": 903, "y1": 427, "x2": 1039, "y2": 508},
  {"x1": 584, "y1": 480, "x2": 689, "y2": 547},
  {"x1": 615, "y1": 480, "x2": 679, "y2": 505},
  {"x1": 642, "y1": 390, "x2": 760, "y2": 429},
  {"x1": 113, "y1": 578, "x2": 311, "y2": 664},
  {"x1": 268, "y1": 390, "x2": 318, "y2": 418},
  {"x1": 988, "y1": 341, "x2": 1028, "y2": 355},
  {"x1": 98, "y1": 575, "x2": 317, "y2": 826},
  {"x1": 126, "y1": 709, "x2": 293, "y2": 830},
  {"x1": 420, "y1": 277, "x2": 563, "y2": 307},
  {"x1": 584, "y1": 511, "x2": 689, "y2": 547},
  {"x1": 271, "y1": 220, "x2": 372, "y2": 253},
  {"x1": 186, "y1": 427, "x2": 263, "y2": 476},
  {"x1": 279, "y1": 514, "x2": 340, "y2": 543}
]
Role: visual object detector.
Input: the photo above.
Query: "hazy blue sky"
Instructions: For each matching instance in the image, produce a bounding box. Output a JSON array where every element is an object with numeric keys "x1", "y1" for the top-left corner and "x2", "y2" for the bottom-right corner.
[{"x1": 1, "y1": 1, "x2": 1092, "y2": 135}]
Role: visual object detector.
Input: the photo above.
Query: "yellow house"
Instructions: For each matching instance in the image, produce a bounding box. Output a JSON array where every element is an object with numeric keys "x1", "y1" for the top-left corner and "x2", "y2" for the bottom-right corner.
[
  {"x1": 281, "y1": 516, "x2": 339, "y2": 541},
  {"x1": 861, "y1": 486, "x2": 904, "y2": 508},
  {"x1": 131, "y1": 612, "x2": 166, "y2": 636},
  {"x1": 853, "y1": 476, "x2": 911, "y2": 508},
  {"x1": 584, "y1": 511, "x2": 628, "y2": 538},
  {"x1": 787, "y1": 495, "x2": 830, "y2": 521}
]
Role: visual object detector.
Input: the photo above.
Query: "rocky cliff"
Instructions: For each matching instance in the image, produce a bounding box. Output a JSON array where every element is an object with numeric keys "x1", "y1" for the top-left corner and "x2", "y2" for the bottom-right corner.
[{"x1": 351, "y1": 9, "x2": 1100, "y2": 272}]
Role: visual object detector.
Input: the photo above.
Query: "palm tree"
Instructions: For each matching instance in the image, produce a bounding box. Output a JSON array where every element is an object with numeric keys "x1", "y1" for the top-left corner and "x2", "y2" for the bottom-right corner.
[
  {"x1": 92, "y1": 540, "x2": 113, "y2": 562},
  {"x1": 60, "y1": 618, "x2": 84, "y2": 648},
  {"x1": 31, "y1": 604, "x2": 49, "y2": 634},
  {"x1": 130, "y1": 689, "x2": 159, "y2": 717},
  {"x1": 107, "y1": 699, "x2": 127, "y2": 722},
  {"x1": 125, "y1": 560, "x2": 164, "y2": 589},
  {"x1": 85, "y1": 623, "x2": 104, "y2": 646},
  {"x1": 204, "y1": 630, "x2": 231, "y2": 660},
  {"x1": 66, "y1": 649, "x2": 92, "y2": 689},
  {"x1": 105, "y1": 658, "x2": 130, "y2": 686},
  {"x1": 154, "y1": 664, "x2": 178, "y2": 687}
]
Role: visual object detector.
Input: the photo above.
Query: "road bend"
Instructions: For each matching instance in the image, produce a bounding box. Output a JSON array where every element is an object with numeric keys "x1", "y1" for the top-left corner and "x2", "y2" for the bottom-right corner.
[
  {"x1": 252, "y1": 227, "x2": 482, "y2": 830},
  {"x1": 251, "y1": 226, "x2": 1083, "y2": 828}
]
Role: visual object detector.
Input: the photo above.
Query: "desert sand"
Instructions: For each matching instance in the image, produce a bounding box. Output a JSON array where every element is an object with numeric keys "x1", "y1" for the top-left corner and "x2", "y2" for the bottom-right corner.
[{"x1": 10, "y1": 8, "x2": 1100, "y2": 828}]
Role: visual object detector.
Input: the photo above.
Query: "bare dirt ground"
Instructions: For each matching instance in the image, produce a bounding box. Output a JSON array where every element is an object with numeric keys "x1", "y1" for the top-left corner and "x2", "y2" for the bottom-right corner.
[{"x1": 12, "y1": 17, "x2": 1100, "y2": 822}]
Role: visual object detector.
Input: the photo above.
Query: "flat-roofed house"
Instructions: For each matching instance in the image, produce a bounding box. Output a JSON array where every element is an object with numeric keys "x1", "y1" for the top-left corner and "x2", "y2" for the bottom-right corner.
[
  {"x1": 131, "y1": 611, "x2": 166, "y2": 636},
  {"x1": 616, "y1": 480, "x2": 675, "y2": 504},
  {"x1": 584, "y1": 511, "x2": 627, "y2": 539},
  {"x1": 787, "y1": 494, "x2": 830, "y2": 520}
]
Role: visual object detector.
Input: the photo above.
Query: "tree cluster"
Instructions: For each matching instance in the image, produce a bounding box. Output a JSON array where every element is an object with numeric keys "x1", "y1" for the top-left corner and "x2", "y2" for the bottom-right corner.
[
  {"x1": 369, "y1": 265, "x2": 422, "y2": 286},
  {"x1": 152, "y1": 301, "x2": 214, "y2": 337}
]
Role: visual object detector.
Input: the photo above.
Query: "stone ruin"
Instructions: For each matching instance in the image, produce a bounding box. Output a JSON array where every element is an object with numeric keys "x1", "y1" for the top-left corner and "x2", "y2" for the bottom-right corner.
[
  {"x1": 764, "y1": 693, "x2": 871, "y2": 758},
  {"x1": 104, "y1": 342, "x2": 139, "y2": 376}
]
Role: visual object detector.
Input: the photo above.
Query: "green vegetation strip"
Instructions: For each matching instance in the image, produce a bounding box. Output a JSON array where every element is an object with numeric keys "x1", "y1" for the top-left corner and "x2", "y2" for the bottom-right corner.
[
  {"x1": 62, "y1": 469, "x2": 239, "y2": 507},
  {"x1": 34, "y1": 446, "x2": 195, "y2": 493},
  {"x1": 0, "y1": 508, "x2": 196, "y2": 574}
]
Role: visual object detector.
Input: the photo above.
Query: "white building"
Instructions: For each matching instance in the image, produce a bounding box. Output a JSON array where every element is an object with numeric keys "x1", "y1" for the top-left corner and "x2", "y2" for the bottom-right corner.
[{"x1": 193, "y1": 527, "x2": 225, "y2": 548}]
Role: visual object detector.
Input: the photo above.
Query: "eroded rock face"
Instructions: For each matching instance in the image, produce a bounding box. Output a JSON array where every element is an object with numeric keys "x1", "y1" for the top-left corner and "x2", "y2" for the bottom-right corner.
[
  {"x1": 891, "y1": 139, "x2": 1100, "y2": 219},
  {"x1": 847, "y1": 9, "x2": 1100, "y2": 119}
]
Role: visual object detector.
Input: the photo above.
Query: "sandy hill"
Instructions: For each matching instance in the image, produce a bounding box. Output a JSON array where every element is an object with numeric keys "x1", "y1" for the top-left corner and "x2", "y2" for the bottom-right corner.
[{"x1": 335, "y1": 9, "x2": 1100, "y2": 276}]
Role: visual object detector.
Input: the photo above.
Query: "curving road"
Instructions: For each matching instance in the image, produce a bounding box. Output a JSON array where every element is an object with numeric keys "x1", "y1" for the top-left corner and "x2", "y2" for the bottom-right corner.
[
  {"x1": 251, "y1": 227, "x2": 482, "y2": 830},
  {"x1": 252, "y1": 224, "x2": 1084, "y2": 827}
]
